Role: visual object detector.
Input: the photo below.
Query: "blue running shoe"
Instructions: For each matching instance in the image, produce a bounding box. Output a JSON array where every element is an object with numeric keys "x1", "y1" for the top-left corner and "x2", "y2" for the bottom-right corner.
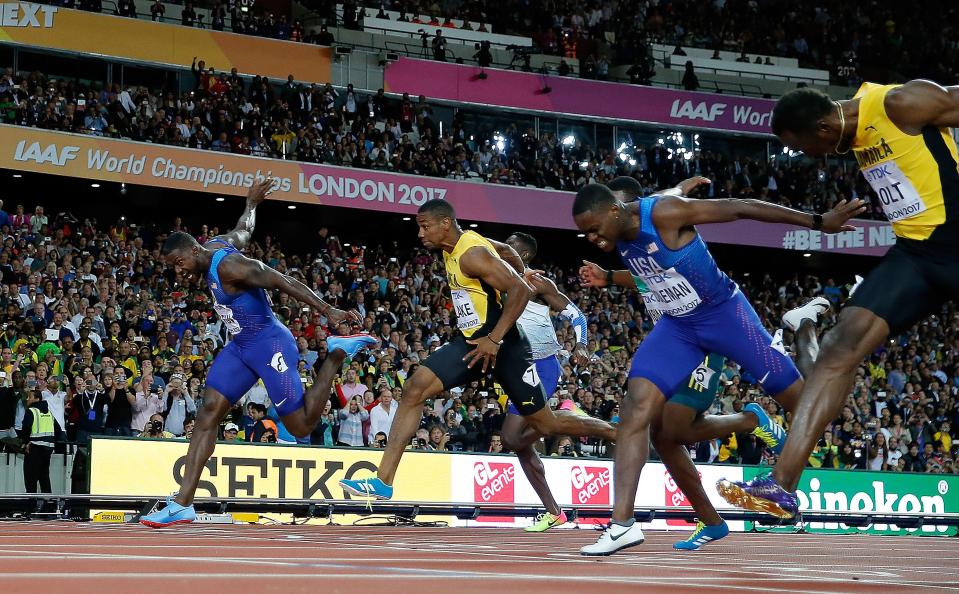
[
  {"x1": 339, "y1": 476, "x2": 393, "y2": 500},
  {"x1": 745, "y1": 402, "x2": 787, "y2": 455},
  {"x1": 328, "y1": 334, "x2": 380, "y2": 359},
  {"x1": 716, "y1": 474, "x2": 799, "y2": 519},
  {"x1": 140, "y1": 496, "x2": 196, "y2": 528},
  {"x1": 673, "y1": 520, "x2": 729, "y2": 550}
]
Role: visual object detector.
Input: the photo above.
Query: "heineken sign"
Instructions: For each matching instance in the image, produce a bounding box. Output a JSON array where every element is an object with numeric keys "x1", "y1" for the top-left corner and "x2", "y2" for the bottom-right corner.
[{"x1": 745, "y1": 467, "x2": 958, "y2": 536}]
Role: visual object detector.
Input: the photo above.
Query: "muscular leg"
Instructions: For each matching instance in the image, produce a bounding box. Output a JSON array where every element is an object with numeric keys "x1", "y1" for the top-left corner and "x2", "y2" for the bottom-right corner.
[
  {"x1": 652, "y1": 409, "x2": 722, "y2": 526},
  {"x1": 501, "y1": 413, "x2": 560, "y2": 516},
  {"x1": 611, "y1": 378, "x2": 665, "y2": 523},
  {"x1": 281, "y1": 350, "x2": 346, "y2": 436},
  {"x1": 793, "y1": 319, "x2": 820, "y2": 379},
  {"x1": 523, "y1": 406, "x2": 617, "y2": 442},
  {"x1": 174, "y1": 389, "x2": 232, "y2": 506},
  {"x1": 773, "y1": 307, "x2": 888, "y2": 490},
  {"x1": 378, "y1": 366, "x2": 444, "y2": 485}
]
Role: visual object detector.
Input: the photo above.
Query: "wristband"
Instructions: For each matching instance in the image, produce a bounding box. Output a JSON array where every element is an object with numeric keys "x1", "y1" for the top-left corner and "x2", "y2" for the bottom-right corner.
[
  {"x1": 812, "y1": 213, "x2": 823, "y2": 230},
  {"x1": 605, "y1": 269, "x2": 614, "y2": 284},
  {"x1": 486, "y1": 335, "x2": 504, "y2": 346}
]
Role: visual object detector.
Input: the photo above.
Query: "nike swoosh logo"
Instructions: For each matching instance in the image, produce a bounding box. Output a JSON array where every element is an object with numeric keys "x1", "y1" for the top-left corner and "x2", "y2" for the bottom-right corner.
[
  {"x1": 275, "y1": 398, "x2": 288, "y2": 407},
  {"x1": 609, "y1": 527, "x2": 629, "y2": 540},
  {"x1": 620, "y1": 250, "x2": 629, "y2": 256},
  {"x1": 759, "y1": 372, "x2": 770, "y2": 384}
]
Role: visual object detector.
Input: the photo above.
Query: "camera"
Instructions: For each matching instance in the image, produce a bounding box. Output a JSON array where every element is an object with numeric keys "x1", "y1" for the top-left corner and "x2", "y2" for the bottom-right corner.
[
  {"x1": 150, "y1": 420, "x2": 163, "y2": 433},
  {"x1": 561, "y1": 445, "x2": 573, "y2": 456}
]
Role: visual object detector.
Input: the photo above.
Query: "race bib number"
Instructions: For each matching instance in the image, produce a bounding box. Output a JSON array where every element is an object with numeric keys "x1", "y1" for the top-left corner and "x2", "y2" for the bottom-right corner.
[
  {"x1": 522, "y1": 364, "x2": 541, "y2": 387},
  {"x1": 861, "y1": 160, "x2": 925, "y2": 222},
  {"x1": 451, "y1": 289, "x2": 481, "y2": 331},
  {"x1": 689, "y1": 358, "x2": 715, "y2": 392},
  {"x1": 630, "y1": 258, "x2": 703, "y2": 320},
  {"x1": 213, "y1": 303, "x2": 242, "y2": 335}
]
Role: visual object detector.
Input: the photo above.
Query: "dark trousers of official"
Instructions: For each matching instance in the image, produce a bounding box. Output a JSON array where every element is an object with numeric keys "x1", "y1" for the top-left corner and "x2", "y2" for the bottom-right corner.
[{"x1": 23, "y1": 445, "x2": 53, "y2": 493}]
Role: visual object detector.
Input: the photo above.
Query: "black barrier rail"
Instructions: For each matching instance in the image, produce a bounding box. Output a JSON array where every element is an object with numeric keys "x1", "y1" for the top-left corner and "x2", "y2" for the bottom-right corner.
[{"x1": 2, "y1": 493, "x2": 959, "y2": 531}]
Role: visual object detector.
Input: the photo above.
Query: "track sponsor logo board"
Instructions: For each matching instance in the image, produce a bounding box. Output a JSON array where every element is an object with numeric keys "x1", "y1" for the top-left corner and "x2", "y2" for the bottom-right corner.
[{"x1": 744, "y1": 467, "x2": 959, "y2": 535}]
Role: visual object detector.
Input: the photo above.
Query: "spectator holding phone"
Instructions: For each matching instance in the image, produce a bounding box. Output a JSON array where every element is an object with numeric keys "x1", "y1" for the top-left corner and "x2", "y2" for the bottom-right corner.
[
  {"x1": 132, "y1": 374, "x2": 165, "y2": 435},
  {"x1": 102, "y1": 372, "x2": 134, "y2": 436},
  {"x1": 73, "y1": 375, "x2": 108, "y2": 446},
  {"x1": 162, "y1": 373, "x2": 196, "y2": 437},
  {"x1": 337, "y1": 397, "x2": 368, "y2": 447}
]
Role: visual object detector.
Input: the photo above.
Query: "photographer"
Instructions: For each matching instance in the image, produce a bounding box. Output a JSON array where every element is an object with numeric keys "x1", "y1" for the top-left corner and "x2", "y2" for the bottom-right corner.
[
  {"x1": 432, "y1": 30, "x2": 448, "y2": 62},
  {"x1": 867, "y1": 431, "x2": 890, "y2": 471},
  {"x1": 140, "y1": 413, "x2": 174, "y2": 439},
  {"x1": 162, "y1": 373, "x2": 196, "y2": 437},
  {"x1": 552, "y1": 436, "x2": 580, "y2": 458},
  {"x1": 474, "y1": 41, "x2": 492, "y2": 68}
]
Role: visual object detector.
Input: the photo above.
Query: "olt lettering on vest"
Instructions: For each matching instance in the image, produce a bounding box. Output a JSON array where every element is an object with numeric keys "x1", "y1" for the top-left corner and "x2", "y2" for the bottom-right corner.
[
  {"x1": 625, "y1": 256, "x2": 703, "y2": 319},
  {"x1": 861, "y1": 160, "x2": 925, "y2": 223},
  {"x1": 451, "y1": 289, "x2": 481, "y2": 331}
]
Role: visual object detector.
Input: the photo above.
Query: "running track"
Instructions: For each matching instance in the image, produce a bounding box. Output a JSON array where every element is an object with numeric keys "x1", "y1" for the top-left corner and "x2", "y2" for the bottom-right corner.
[{"x1": 3, "y1": 522, "x2": 959, "y2": 593}]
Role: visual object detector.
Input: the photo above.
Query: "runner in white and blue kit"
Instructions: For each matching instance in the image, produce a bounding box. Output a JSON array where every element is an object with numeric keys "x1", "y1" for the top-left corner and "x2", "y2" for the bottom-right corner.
[
  {"x1": 141, "y1": 178, "x2": 378, "y2": 528},
  {"x1": 496, "y1": 231, "x2": 610, "y2": 533},
  {"x1": 572, "y1": 182, "x2": 862, "y2": 555}
]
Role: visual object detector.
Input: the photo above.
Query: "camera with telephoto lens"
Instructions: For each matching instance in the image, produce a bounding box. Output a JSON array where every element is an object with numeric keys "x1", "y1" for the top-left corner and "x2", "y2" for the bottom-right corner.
[
  {"x1": 150, "y1": 420, "x2": 164, "y2": 433},
  {"x1": 561, "y1": 444, "x2": 573, "y2": 456}
]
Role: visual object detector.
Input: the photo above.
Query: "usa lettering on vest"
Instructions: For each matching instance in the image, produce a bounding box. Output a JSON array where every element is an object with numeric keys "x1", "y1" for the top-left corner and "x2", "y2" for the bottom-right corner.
[
  {"x1": 670, "y1": 99, "x2": 727, "y2": 122},
  {"x1": 0, "y1": 3, "x2": 57, "y2": 27},
  {"x1": 625, "y1": 255, "x2": 703, "y2": 319},
  {"x1": 14, "y1": 140, "x2": 80, "y2": 167}
]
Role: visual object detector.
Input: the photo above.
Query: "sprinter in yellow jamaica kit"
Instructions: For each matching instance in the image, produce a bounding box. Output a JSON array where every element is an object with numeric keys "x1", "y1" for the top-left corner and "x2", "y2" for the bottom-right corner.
[
  {"x1": 719, "y1": 80, "x2": 959, "y2": 518},
  {"x1": 340, "y1": 199, "x2": 616, "y2": 500}
]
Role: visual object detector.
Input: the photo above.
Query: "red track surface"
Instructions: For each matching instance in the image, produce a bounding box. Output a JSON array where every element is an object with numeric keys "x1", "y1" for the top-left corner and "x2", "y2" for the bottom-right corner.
[{"x1": 3, "y1": 521, "x2": 959, "y2": 593}]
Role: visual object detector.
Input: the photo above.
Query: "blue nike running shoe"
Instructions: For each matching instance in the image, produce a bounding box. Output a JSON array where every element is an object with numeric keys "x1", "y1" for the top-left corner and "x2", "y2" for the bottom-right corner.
[
  {"x1": 339, "y1": 477, "x2": 394, "y2": 500},
  {"x1": 673, "y1": 520, "x2": 729, "y2": 550},
  {"x1": 328, "y1": 334, "x2": 380, "y2": 358},
  {"x1": 744, "y1": 402, "x2": 787, "y2": 455},
  {"x1": 717, "y1": 473, "x2": 799, "y2": 519},
  {"x1": 140, "y1": 495, "x2": 196, "y2": 528}
]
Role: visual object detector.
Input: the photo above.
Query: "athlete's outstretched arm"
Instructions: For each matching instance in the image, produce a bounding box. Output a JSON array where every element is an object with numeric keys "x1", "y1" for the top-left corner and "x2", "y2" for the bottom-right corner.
[
  {"x1": 885, "y1": 80, "x2": 959, "y2": 130},
  {"x1": 217, "y1": 178, "x2": 276, "y2": 250},
  {"x1": 458, "y1": 246, "x2": 535, "y2": 372},
  {"x1": 219, "y1": 255, "x2": 361, "y2": 325},
  {"x1": 528, "y1": 273, "x2": 590, "y2": 364},
  {"x1": 652, "y1": 194, "x2": 866, "y2": 234},
  {"x1": 579, "y1": 260, "x2": 645, "y2": 290}
]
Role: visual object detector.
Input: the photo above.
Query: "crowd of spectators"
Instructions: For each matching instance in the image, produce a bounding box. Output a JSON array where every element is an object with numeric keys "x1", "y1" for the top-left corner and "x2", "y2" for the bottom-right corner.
[
  {"x1": 329, "y1": 0, "x2": 958, "y2": 87},
  {"x1": 0, "y1": 187, "x2": 955, "y2": 479},
  {"x1": 49, "y1": 0, "x2": 959, "y2": 88},
  {"x1": 0, "y1": 64, "x2": 876, "y2": 221}
]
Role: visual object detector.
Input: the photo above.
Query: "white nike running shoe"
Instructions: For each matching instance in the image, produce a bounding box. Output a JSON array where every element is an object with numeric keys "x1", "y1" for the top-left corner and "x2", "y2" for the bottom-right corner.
[
  {"x1": 580, "y1": 521, "x2": 646, "y2": 556},
  {"x1": 781, "y1": 296, "x2": 831, "y2": 332}
]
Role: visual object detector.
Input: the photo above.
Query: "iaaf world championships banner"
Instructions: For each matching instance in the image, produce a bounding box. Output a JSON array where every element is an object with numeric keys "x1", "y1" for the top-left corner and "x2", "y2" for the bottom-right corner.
[{"x1": 2, "y1": 125, "x2": 894, "y2": 255}]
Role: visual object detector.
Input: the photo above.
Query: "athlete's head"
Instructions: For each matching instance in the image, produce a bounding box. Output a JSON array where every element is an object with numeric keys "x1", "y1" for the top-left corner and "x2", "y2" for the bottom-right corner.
[
  {"x1": 505, "y1": 231, "x2": 537, "y2": 265},
  {"x1": 771, "y1": 87, "x2": 838, "y2": 157},
  {"x1": 572, "y1": 184, "x2": 627, "y2": 252},
  {"x1": 607, "y1": 175, "x2": 643, "y2": 203},
  {"x1": 161, "y1": 231, "x2": 204, "y2": 278},
  {"x1": 416, "y1": 199, "x2": 458, "y2": 250}
]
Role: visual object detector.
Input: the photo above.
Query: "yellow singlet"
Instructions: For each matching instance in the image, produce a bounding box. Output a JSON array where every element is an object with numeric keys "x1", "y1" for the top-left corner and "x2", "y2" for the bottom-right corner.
[
  {"x1": 852, "y1": 82, "x2": 959, "y2": 243},
  {"x1": 442, "y1": 231, "x2": 503, "y2": 338}
]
